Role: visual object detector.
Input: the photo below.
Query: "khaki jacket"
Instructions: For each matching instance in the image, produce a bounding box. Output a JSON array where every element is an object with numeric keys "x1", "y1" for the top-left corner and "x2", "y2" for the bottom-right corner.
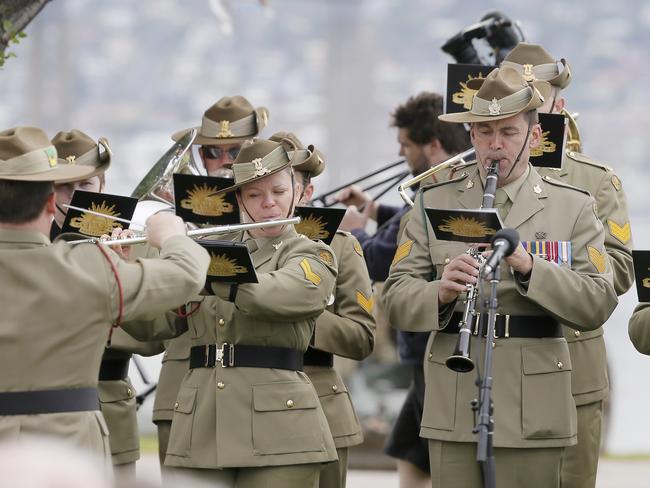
[
  {"x1": 0, "y1": 230, "x2": 209, "y2": 458},
  {"x1": 99, "y1": 329, "x2": 164, "y2": 464},
  {"x1": 305, "y1": 231, "x2": 375, "y2": 449},
  {"x1": 538, "y1": 150, "x2": 633, "y2": 405},
  {"x1": 152, "y1": 331, "x2": 190, "y2": 423},
  {"x1": 125, "y1": 226, "x2": 339, "y2": 468},
  {"x1": 383, "y1": 165, "x2": 617, "y2": 448},
  {"x1": 628, "y1": 304, "x2": 650, "y2": 354}
]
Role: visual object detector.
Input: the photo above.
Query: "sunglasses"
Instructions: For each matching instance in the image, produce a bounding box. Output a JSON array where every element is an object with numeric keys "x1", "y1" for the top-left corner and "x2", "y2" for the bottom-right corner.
[{"x1": 202, "y1": 145, "x2": 241, "y2": 160}]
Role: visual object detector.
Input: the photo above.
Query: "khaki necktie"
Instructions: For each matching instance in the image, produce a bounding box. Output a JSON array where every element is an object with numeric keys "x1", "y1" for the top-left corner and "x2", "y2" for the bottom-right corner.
[{"x1": 494, "y1": 188, "x2": 510, "y2": 220}]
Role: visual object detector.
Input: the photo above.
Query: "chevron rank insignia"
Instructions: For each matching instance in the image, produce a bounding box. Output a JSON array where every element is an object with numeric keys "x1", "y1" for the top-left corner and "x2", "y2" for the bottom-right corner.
[
  {"x1": 392, "y1": 240, "x2": 413, "y2": 266},
  {"x1": 607, "y1": 220, "x2": 631, "y2": 244},
  {"x1": 300, "y1": 259, "x2": 321, "y2": 285},
  {"x1": 587, "y1": 246, "x2": 607, "y2": 273},
  {"x1": 356, "y1": 290, "x2": 374, "y2": 314}
]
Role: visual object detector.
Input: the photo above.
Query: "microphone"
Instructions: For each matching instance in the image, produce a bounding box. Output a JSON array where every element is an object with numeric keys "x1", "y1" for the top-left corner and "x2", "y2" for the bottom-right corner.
[{"x1": 481, "y1": 228, "x2": 520, "y2": 276}]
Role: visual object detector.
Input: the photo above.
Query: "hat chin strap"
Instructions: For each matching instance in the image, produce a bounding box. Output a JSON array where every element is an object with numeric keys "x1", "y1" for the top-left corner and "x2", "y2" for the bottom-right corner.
[
  {"x1": 239, "y1": 170, "x2": 297, "y2": 233},
  {"x1": 502, "y1": 116, "x2": 533, "y2": 183}
]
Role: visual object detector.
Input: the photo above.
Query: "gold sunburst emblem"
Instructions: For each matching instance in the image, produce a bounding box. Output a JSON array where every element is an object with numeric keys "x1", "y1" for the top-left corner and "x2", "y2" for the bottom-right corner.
[
  {"x1": 438, "y1": 216, "x2": 497, "y2": 238},
  {"x1": 208, "y1": 253, "x2": 248, "y2": 277},
  {"x1": 452, "y1": 73, "x2": 486, "y2": 109},
  {"x1": 530, "y1": 131, "x2": 557, "y2": 157},
  {"x1": 180, "y1": 183, "x2": 234, "y2": 216},
  {"x1": 70, "y1": 201, "x2": 122, "y2": 237},
  {"x1": 295, "y1": 214, "x2": 330, "y2": 240}
]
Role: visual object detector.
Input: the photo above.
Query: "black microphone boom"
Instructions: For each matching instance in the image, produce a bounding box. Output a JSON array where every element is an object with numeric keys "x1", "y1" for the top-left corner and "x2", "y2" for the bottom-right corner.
[{"x1": 482, "y1": 228, "x2": 520, "y2": 276}]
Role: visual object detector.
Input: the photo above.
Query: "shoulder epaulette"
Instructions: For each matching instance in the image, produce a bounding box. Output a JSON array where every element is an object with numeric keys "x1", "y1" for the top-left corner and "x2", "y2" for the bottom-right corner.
[
  {"x1": 420, "y1": 170, "x2": 470, "y2": 193},
  {"x1": 541, "y1": 174, "x2": 591, "y2": 196},
  {"x1": 565, "y1": 150, "x2": 613, "y2": 172},
  {"x1": 335, "y1": 229, "x2": 351, "y2": 237}
]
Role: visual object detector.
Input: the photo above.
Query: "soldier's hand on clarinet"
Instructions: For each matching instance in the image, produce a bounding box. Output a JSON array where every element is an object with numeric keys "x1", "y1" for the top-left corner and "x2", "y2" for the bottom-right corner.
[
  {"x1": 438, "y1": 253, "x2": 480, "y2": 305},
  {"x1": 145, "y1": 213, "x2": 187, "y2": 250}
]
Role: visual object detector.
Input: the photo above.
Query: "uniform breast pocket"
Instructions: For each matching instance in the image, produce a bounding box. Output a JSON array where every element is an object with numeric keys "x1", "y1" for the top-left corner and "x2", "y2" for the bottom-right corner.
[
  {"x1": 429, "y1": 242, "x2": 465, "y2": 279},
  {"x1": 421, "y1": 338, "x2": 458, "y2": 432},
  {"x1": 167, "y1": 386, "x2": 198, "y2": 457},
  {"x1": 252, "y1": 382, "x2": 323, "y2": 455},
  {"x1": 521, "y1": 341, "x2": 576, "y2": 440}
]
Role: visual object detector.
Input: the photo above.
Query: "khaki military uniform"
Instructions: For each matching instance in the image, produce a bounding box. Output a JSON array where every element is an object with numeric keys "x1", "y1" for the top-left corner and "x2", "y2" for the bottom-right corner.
[
  {"x1": 99, "y1": 328, "x2": 164, "y2": 467},
  {"x1": 305, "y1": 231, "x2": 375, "y2": 488},
  {"x1": 125, "y1": 226, "x2": 338, "y2": 481},
  {"x1": 538, "y1": 150, "x2": 632, "y2": 488},
  {"x1": 628, "y1": 304, "x2": 650, "y2": 354},
  {"x1": 382, "y1": 165, "x2": 617, "y2": 487},
  {"x1": 153, "y1": 332, "x2": 191, "y2": 463},
  {"x1": 0, "y1": 231, "x2": 209, "y2": 462}
]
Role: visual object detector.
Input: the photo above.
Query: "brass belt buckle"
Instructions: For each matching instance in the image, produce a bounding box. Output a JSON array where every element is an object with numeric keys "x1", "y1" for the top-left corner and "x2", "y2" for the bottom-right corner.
[
  {"x1": 504, "y1": 315, "x2": 510, "y2": 338},
  {"x1": 216, "y1": 343, "x2": 234, "y2": 368}
]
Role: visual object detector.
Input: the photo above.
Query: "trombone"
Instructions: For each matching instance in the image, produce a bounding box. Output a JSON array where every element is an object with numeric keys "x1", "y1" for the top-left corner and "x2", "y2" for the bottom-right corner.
[
  {"x1": 67, "y1": 217, "x2": 301, "y2": 247},
  {"x1": 398, "y1": 148, "x2": 475, "y2": 207},
  {"x1": 311, "y1": 159, "x2": 410, "y2": 207}
]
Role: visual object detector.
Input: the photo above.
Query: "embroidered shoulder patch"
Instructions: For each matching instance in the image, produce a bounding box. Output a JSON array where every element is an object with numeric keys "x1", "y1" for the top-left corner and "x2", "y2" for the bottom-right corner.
[
  {"x1": 587, "y1": 246, "x2": 606, "y2": 273},
  {"x1": 299, "y1": 258, "x2": 321, "y2": 285},
  {"x1": 607, "y1": 219, "x2": 631, "y2": 244},
  {"x1": 318, "y1": 250, "x2": 334, "y2": 266},
  {"x1": 353, "y1": 239, "x2": 364, "y2": 257},
  {"x1": 356, "y1": 290, "x2": 374, "y2": 314},
  {"x1": 392, "y1": 240, "x2": 413, "y2": 266}
]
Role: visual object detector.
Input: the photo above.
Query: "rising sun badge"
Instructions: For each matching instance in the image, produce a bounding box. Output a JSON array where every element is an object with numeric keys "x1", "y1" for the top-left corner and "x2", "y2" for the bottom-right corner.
[
  {"x1": 70, "y1": 201, "x2": 122, "y2": 237},
  {"x1": 208, "y1": 253, "x2": 248, "y2": 277},
  {"x1": 452, "y1": 73, "x2": 485, "y2": 109},
  {"x1": 438, "y1": 216, "x2": 497, "y2": 239},
  {"x1": 530, "y1": 131, "x2": 557, "y2": 157},
  {"x1": 295, "y1": 214, "x2": 330, "y2": 241},
  {"x1": 180, "y1": 183, "x2": 234, "y2": 216}
]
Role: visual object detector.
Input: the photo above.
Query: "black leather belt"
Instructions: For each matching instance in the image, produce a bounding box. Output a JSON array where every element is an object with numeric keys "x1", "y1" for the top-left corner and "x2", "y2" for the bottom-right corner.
[
  {"x1": 442, "y1": 312, "x2": 562, "y2": 338},
  {"x1": 303, "y1": 347, "x2": 334, "y2": 367},
  {"x1": 0, "y1": 387, "x2": 99, "y2": 415},
  {"x1": 189, "y1": 344, "x2": 304, "y2": 371},
  {"x1": 98, "y1": 358, "x2": 130, "y2": 381}
]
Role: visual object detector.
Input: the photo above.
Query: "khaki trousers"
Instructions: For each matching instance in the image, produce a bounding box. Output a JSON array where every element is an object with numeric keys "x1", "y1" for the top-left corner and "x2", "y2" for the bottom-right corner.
[
  {"x1": 560, "y1": 401, "x2": 603, "y2": 488},
  {"x1": 428, "y1": 440, "x2": 564, "y2": 488},
  {"x1": 319, "y1": 447, "x2": 348, "y2": 488},
  {"x1": 164, "y1": 464, "x2": 320, "y2": 488}
]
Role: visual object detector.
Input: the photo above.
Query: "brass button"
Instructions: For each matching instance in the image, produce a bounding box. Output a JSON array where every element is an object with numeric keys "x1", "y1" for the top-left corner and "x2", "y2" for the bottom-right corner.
[
  {"x1": 557, "y1": 361, "x2": 564, "y2": 369},
  {"x1": 218, "y1": 318, "x2": 225, "y2": 326},
  {"x1": 444, "y1": 257, "x2": 450, "y2": 264},
  {"x1": 286, "y1": 399, "x2": 294, "y2": 408},
  {"x1": 217, "y1": 381, "x2": 225, "y2": 389},
  {"x1": 428, "y1": 353, "x2": 433, "y2": 360},
  {"x1": 174, "y1": 402, "x2": 179, "y2": 409},
  {"x1": 126, "y1": 388, "x2": 133, "y2": 398},
  {"x1": 574, "y1": 331, "x2": 581, "y2": 337},
  {"x1": 569, "y1": 151, "x2": 575, "y2": 158},
  {"x1": 332, "y1": 385, "x2": 338, "y2": 392}
]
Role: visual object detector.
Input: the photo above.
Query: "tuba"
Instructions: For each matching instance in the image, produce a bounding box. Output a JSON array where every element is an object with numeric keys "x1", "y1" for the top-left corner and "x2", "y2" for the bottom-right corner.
[
  {"x1": 562, "y1": 109, "x2": 582, "y2": 153},
  {"x1": 131, "y1": 128, "x2": 201, "y2": 206}
]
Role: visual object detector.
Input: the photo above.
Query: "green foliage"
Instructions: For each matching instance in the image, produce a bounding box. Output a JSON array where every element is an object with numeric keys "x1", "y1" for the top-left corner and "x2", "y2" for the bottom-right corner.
[{"x1": 0, "y1": 18, "x2": 27, "y2": 69}]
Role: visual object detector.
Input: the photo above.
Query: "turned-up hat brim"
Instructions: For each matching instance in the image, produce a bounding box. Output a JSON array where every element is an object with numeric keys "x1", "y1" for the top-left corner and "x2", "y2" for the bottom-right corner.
[
  {"x1": 172, "y1": 107, "x2": 269, "y2": 145},
  {"x1": 439, "y1": 66, "x2": 547, "y2": 124}
]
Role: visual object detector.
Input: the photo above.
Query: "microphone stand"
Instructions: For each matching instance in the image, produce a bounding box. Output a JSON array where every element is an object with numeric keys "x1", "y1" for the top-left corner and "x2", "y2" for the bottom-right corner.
[{"x1": 474, "y1": 264, "x2": 500, "y2": 488}]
